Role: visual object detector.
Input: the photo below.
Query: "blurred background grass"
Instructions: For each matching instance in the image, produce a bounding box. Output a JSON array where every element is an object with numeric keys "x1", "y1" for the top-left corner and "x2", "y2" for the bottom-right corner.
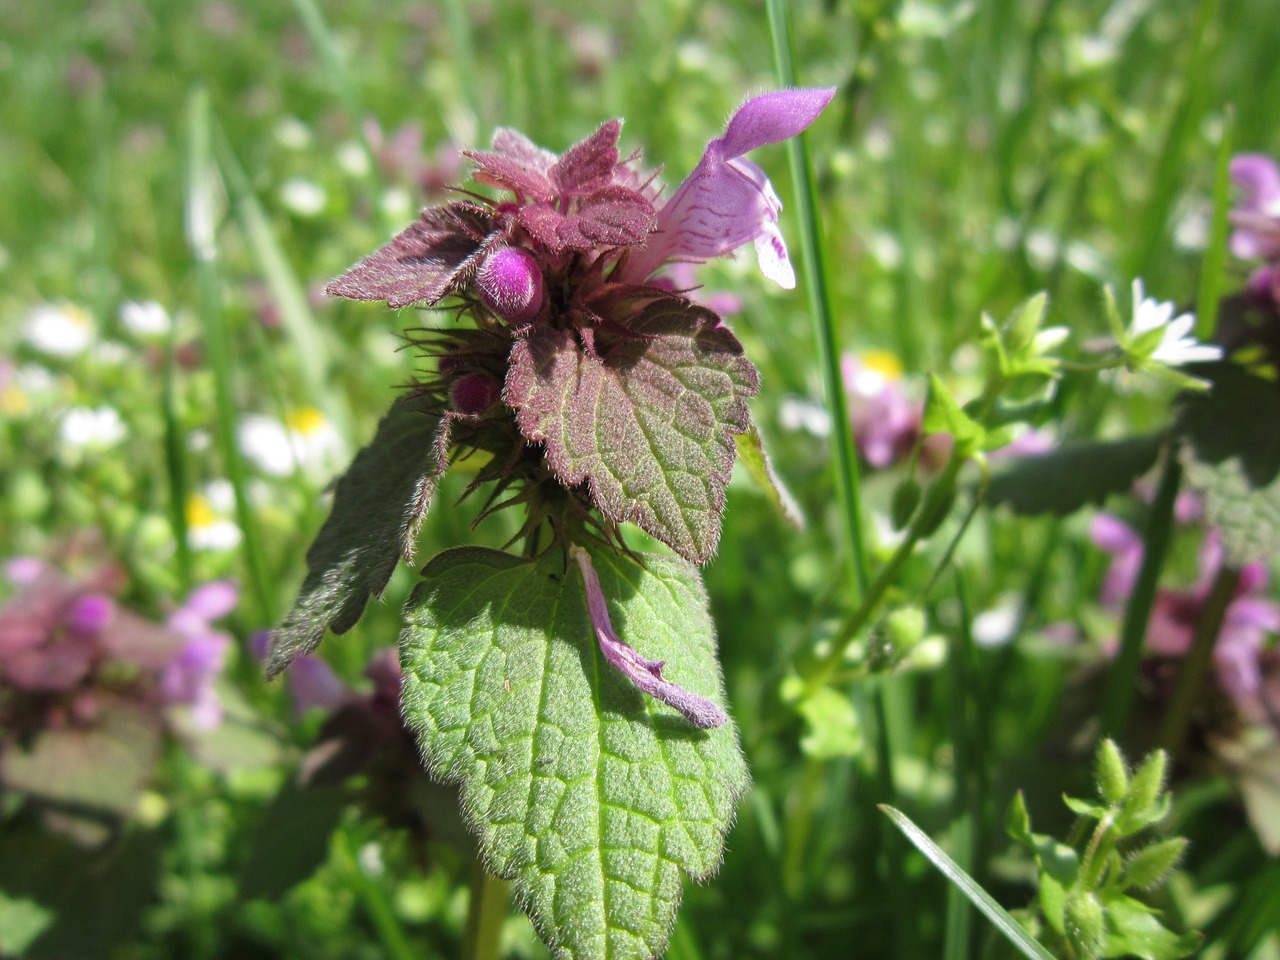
[{"x1": 2, "y1": 0, "x2": 1279, "y2": 957}]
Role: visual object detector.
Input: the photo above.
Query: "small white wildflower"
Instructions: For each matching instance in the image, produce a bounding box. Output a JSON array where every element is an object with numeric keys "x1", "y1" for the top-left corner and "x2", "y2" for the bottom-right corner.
[
  {"x1": 1128, "y1": 279, "x2": 1223, "y2": 367},
  {"x1": 380, "y1": 185, "x2": 412, "y2": 220},
  {"x1": 279, "y1": 177, "x2": 327, "y2": 217},
  {"x1": 239, "y1": 408, "x2": 343, "y2": 478},
  {"x1": 972, "y1": 597, "x2": 1020, "y2": 648},
  {"x1": 23, "y1": 303, "x2": 95, "y2": 357},
  {"x1": 60, "y1": 406, "x2": 126, "y2": 448},
  {"x1": 274, "y1": 116, "x2": 313, "y2": 150},
  {"x1": 336, "y1": 140, "x2": 371, "y2": 178},
  {"x1": 778, "y1": 396, "x2": 832, "y2": 438},
  {"x1": 120, "y1": 299, "x2": 171, "y2": 337},
  {"x1": 186, "y1": 488, "x2": 242, "y2": 551}
]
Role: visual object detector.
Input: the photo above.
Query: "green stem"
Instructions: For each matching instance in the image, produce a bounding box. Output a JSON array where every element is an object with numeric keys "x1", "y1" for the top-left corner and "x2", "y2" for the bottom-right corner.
[
  {"x1": 765, "y1": 0, "x2": 869, "y2": 595},
  {"x1": 1102, "y1": 449, "x2": 1182, "y2": 737},
  {"x1": 462, "y1": 860, "x2": 510, "y2": 960},
  {"x1": 185, "y1": 87, "x2": 275, "y2": 629},
  {"x1": 1160, "y1": 564, "x2": 1241, "y2": 753},
  {"x1": 332, "y1": 829, "x2": 418, "y2": 960},
  {"x1": 781, "y1": 757, "x2": 825, "y2": 900},
  {"x1": 809, "y1": 454, "x2": 966, "y2": 691}
]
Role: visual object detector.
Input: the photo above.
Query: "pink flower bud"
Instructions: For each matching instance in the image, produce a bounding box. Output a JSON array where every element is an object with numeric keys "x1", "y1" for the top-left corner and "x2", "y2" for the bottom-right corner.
[
  {"x1": 476, "y1": 246, "x2": 544, "y2": 324},
  {"x1": 450, "y1": 372, "x2": 502, "y2": 415}
]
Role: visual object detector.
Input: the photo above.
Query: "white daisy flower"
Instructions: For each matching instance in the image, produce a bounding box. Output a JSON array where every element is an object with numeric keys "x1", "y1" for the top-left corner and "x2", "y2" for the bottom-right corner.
[
  {"x1": 186, "y1": 483, "x2": 242, "y2": 551},
  {"x1": 1128, "y1": 279, "x2": 1223, "y2": 367},
  {"x1": 59, "y1": 405, "x2": 127, "y2": 448},
  {"x1": 280, "y1": 177, "x2": 327, "y2": 217},
  {"x1": 120, "y1": 299, "x2": 171, "y2": 337},
  {"x1": 23, "y1": 303, "x2": 95, "y2": 357},
  {"x1": 239, "y1": 408, "x2": 343, "y2": 478}
]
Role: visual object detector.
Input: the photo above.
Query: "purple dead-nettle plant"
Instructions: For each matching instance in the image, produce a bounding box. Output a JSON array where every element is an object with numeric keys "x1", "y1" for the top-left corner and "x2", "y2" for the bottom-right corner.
[{"x1": 273, "y1": 87, "x2": 834, "y2": 720}]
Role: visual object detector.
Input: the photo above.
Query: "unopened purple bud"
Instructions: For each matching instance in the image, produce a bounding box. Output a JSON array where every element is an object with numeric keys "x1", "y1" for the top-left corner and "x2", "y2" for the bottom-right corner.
[
  {"x1": 477, "y1": 246, "x2": 543, "y2": 324},
  {"x1": 450, "y1": 371, "x2": 502, "y2": 415}
]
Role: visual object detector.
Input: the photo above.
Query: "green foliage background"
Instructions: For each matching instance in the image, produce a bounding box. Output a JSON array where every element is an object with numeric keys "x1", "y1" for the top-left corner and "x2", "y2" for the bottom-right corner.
[{"x1": 2, "y1": 0, "x2": 1279, "y2": 958}]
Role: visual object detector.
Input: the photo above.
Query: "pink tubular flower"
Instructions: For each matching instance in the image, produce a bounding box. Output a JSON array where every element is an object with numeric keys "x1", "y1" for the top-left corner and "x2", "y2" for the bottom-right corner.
[
  {"x1": 1089, "y1": 513, "x2": 1145, "y2": 609},
  {"x1": 620, "y1": 87, "x2": 837, "y2": 289},
  {"x1": 160, "y1": 581, "x2": 237, "y2": 729},
  {"x1": 570, "y1": 546, "x2": 726, "y2": 729}
]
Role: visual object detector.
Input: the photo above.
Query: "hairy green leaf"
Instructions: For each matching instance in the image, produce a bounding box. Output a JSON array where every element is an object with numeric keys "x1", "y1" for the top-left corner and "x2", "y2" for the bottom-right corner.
[
  {"x1": 735, "y1": 421, "x2": 805, "y2": 528},
  {"x1": 986, "y1": 436, "x2": 1164, "y2": 516},
  {"x1": 1101, "y1": 895, "x2": 1202, "y2": 960},
  {"x1": 400, "y1": 543, "x2": 747, "y2": 960},
  {"x1": 268, "y1": 395, "x2": 445, "y2": 677},
  {"x1": 1179, "y1": 362, "x2": 1280, "y2": 566},
  {"x1": 506, "y1": 298, "x2": 759, "y2": 563}
]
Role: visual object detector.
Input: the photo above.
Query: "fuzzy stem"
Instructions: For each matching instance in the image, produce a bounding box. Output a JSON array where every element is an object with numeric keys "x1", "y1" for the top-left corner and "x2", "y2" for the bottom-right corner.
[
  {"x1": 462, "y1": 860, "x2": 509, "y2": 960},
  {"x1": 1160, "y1": 564, "x2": 1242, "y2": 753}
]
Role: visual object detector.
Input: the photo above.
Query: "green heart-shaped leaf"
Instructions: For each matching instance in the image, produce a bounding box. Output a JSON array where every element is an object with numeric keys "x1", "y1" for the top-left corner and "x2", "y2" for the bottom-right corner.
[{"x1": 399, "y1": 543, "x2": 747, "y2": 960}]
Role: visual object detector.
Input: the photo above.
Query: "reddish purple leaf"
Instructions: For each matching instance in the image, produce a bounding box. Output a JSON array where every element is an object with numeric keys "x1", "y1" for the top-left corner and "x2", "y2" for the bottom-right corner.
[
  {"x1": 550, "y1": 119, "x2": 623, "y2": 196},
  {"x1": 516, "y1": 186, "x2": 654, "y2": 253},
  {"x1": 465, "y1": 128, "x2": 557, "y2": 201},
  {"x1": 505, "y1": 297, "x2": 759, "y2": 562},
  {"x1": 326, "y1": 205, "x2": 495, "y2": 309}
]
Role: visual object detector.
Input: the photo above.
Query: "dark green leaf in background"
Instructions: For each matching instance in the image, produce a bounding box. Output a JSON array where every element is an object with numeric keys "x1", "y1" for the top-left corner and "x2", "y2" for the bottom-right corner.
[{"x1": 268, "y1": 395, "x2": 445, "y2": 677}]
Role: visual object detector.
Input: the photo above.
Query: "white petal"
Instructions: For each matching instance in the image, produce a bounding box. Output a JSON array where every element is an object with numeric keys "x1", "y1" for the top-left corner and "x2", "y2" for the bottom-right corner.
[{"x1": 754, "y1": 222, "x2": 795, "y2": 289}]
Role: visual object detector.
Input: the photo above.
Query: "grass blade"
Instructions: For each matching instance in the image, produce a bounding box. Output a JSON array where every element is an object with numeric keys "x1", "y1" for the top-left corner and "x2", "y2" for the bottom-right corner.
[
  {"x1": 214, "y1": 131, "x2": 353, "y2": 450},
  {"x1": 765, "y1": 0, "x2": 869, "y2": 595},
  {"x1": 1195, "y1": 106, "x2": 1235, "y2": 341},
  {"x1": 879, "y1": 805, "x2": 1057, "y2": 960},
  {"x1": 185, "y1": 86, "x2": 276, "y2": 626}
]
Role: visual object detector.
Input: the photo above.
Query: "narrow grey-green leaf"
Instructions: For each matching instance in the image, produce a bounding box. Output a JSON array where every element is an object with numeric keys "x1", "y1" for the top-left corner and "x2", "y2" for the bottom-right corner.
[
  {"x1": 735, "y1": 421, "x2": 805, "y2": 528},
  {"x1": 1178, "y1": 362, "x2": 1280, "y2": 566},
  {"x1": 879, "y1": 805, "x2": 1057, "y2": 960},
  {"x1": 986, "y1": 436, "x2": 1164, "y2": 516},
  {"x1": 400, "y1": 543, "x2": 747, "y2": 960},
  {"x1": 268, "y1": 395, "x2": 445, "y2": 677}
]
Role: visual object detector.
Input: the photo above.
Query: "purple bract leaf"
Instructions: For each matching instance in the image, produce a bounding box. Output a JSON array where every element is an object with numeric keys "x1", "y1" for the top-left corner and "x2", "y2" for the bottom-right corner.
[
  {"x1": 465, "y1": 128, "x2": 557, "y2": 200},
  {"x1": 516, "y1": 185, "x2": 655, "y2": 253},
  {"x1": 550, "y1": 119, "x2": 623, "y2": 196},
  {"x1": 571, "y1": 545, "x2": 726, "y2": 728},
  {"x1": 327, "y1": 204, "x2": 496, "y2": 308},
  {"x1": 505, "y1": 296, "x2": 759, "y2": 563}
]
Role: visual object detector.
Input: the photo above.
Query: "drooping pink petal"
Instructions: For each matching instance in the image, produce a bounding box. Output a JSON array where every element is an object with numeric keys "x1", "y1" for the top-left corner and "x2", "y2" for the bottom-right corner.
[
  {"x1": 571, "y1": 546, "x2": 726, "y2": 729},
  {"x1": 181, "y1": 580, "x2": 239, "y2": 622}
]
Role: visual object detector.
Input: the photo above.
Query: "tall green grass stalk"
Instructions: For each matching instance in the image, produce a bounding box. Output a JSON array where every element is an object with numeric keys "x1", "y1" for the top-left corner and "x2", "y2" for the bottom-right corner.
[
  {"x1": 765, "y1": 0, "x2": 869, "y2": 595},
  {"x1": 214, "y1": 132, "x2": 354, "y2": 450},
  {"x1": 1102, "y1": 449, "x2": 1182, "y2": 737},
  {"x1": 1195, "y1": 106, "x2": 1235, "y2": 342},
  {"x1": 185, "y1": 87, "x2": 275, "y2": 628},
  {"x1": 288, "y1": 0, "x2": 384, "y2": 222}
]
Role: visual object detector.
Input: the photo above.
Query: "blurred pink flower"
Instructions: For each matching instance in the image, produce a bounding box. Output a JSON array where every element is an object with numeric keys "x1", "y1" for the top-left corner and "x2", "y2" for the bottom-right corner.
[
  {"x1": 841, "y1": 351, "x2": 922, "y2": 469},
  {"x1": 1091, "y1": 518, "x2": 1280, "y2": 710},
  {"x1": 158, "y1": 581, "x2": 238, "y2": 729}
]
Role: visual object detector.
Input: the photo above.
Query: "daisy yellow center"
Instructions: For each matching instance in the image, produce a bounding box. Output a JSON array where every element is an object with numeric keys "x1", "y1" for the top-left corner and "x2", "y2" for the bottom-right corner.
[
  {"x1": 861, "y1": 349, "x2": 904, "y2": 382},
  {"x1": 286, "y1": 406, "x2": 328, "y2": 436},
  {"x1": 186, "y1": 495, "x2": 217, "y2": 529}
]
